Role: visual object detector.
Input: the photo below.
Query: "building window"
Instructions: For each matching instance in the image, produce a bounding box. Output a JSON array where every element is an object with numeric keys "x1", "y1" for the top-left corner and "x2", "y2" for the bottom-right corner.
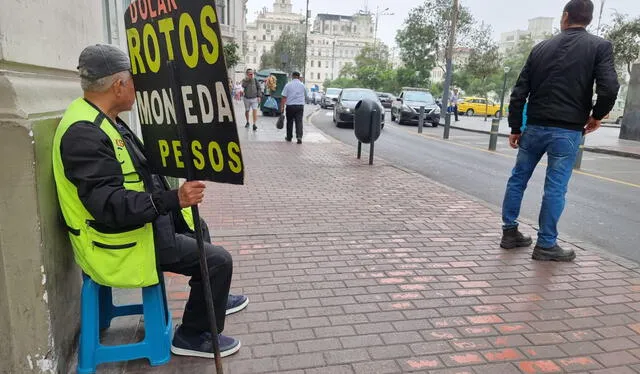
[
  {"x1": 317, "y1": 73, "x2": 321, "y2": 79},
  {"x1": 263, "y1": 24, "x2": 266, "y2": 29},
  {"x1": 311, "y1": 61, "x2": 314, "y2": 67},
  {"x1": 270, "y1": 35, "x2": 274, "y2": 40}
]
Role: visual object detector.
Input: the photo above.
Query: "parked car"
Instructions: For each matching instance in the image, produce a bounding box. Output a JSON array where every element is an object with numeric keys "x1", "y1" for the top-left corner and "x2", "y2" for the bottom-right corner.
[
  {"x1": 457, "y1": 97, "x2": 503, "y2": 117},
  {"x1": 321, "y1": 88, "x2": 342, "y2": 109},
  {"x1": 391, "y1": 88, "x2": 440, "y2": 127},
  {"x1": 333, "y1": 88, "x2": 385, "y2": 128},
  {"x1": 377, "y1": 92, "x2": 395, "y2": 108}
]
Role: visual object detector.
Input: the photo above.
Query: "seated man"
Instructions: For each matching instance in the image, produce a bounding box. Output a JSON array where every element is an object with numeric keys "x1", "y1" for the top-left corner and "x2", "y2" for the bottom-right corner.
[{"x1": 51, "y1": 44, "x2": 247, "y2": 358}]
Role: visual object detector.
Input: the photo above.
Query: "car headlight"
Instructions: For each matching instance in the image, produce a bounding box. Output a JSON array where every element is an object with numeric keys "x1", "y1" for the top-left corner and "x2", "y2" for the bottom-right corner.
[
  {"x1": 343, "y1": 108, "x2": 352, "y2": 113},
  {"x1": 402, "y1": 104, "x2": 412, "y2": 112},
  {"x1": 434, "y1": 107, "x2": 441, "y2": 114}
]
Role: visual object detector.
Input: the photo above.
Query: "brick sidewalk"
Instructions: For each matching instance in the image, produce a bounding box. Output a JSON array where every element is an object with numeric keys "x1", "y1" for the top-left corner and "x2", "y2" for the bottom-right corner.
[{"x1": 110, "y1": 107, "x2": 640, "y2": 374}]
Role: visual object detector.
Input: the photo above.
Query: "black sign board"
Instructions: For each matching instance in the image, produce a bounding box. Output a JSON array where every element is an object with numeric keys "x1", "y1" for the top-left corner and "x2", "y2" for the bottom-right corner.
[{"x1": 125, "y1": 0, "x2": 243, "y2": 184}]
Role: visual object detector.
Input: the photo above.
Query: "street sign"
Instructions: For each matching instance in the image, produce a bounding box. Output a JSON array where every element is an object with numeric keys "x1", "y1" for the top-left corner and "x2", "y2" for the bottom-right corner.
[{"x1": 125, "y1": 0, "x2": 244, "y2": 185}]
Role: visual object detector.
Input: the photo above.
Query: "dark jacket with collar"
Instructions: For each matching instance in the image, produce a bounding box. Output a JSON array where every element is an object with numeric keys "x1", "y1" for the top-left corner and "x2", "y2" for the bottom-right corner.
[
  {"x1": 59, "y1": 100, "x2": 191, "y2": 264},
  {"x1": 508, "y1": 27, "x2": 620, "y2": 134}
]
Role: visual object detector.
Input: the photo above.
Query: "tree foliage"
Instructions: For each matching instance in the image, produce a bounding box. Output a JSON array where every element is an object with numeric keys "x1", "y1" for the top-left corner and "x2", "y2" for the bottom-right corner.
[
  {"x1": 223, "y1": 42, "x2": 241, "y2": 69},
  {"x1": 456, "y1": 24, "x2": 501, "y2": 99},
  {"x1": 260, "y1": 31, "x2": 306, "y2": 73},
  {"x1": 604, "y1": 13, "x2": 640, "y2": 78},
  {"x1": 395, "y1": 0, "x2": 474, "y2": 78}
]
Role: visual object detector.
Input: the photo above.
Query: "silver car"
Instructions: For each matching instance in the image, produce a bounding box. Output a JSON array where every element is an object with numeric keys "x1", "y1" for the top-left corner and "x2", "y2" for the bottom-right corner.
[{"x1": 321, "y1": 88, "x2": 342, "y2": 109}]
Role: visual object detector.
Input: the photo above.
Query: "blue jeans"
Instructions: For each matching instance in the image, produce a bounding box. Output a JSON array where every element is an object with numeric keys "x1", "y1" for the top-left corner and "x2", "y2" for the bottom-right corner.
[{"x1": 502, "y1": 125, "x2": 583, "y2": 248}]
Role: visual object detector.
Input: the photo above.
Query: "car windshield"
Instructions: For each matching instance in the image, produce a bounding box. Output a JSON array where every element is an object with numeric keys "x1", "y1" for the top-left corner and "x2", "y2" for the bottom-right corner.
[
  {"x1": 327, "y1": 88, "x2": 341, "y2": 95},
  {"x1": 404, "y1": 91, "x2": 435, "y2": 104},
  {"x1": 342, "y1": 90, "x2": 378, "y2": 102}
]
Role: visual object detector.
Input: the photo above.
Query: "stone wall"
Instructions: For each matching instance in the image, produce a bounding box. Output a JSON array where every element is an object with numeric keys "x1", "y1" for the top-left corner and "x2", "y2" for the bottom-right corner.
[
  {"x1": 621, "y1": 63, "x2": 640, "y2": 141},
  {"x1": 0, "y1": 1, "x2": 104, "y2": 372}
]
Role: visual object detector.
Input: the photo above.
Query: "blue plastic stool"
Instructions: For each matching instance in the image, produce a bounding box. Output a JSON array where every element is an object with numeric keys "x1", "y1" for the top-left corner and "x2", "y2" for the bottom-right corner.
[{"x1": 77, "y1": 273, "x2": 172, "y2": 374}]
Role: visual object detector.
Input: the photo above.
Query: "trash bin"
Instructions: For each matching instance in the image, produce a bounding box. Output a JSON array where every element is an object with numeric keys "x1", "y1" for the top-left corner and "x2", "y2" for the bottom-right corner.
[{"x1": 354, "y1": 98, "x2": 381, "y2": 144}]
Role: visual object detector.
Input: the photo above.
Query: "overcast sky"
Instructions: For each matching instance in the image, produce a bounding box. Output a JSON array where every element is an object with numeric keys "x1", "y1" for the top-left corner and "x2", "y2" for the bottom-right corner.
[{"x1": 247, "y1": 0, "x2": 640, "y2": 48}]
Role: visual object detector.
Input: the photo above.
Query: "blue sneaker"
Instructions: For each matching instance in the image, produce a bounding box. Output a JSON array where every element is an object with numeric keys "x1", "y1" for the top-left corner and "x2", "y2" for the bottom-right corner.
[
  {"x1": 226, "y1": 294, "x2": 249, "y2": 315},
  {"x1": 171, "y1": 325, "x2": 241, "y2": 358}
]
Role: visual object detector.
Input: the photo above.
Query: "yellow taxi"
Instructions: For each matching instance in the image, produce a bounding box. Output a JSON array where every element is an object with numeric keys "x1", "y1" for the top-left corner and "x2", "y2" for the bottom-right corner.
[{"x1": 457, "y1": 97, "x2": 504, "y2": 117}]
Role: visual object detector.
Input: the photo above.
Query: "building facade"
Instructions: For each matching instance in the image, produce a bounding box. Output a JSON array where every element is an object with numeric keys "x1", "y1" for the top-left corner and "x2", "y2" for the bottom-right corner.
[
  {"x1": 244, "y1": 1, "x2": 375, "y2": 88},
  {"x1": 244, "y1": 0, "x2": 306, "y2": 73},
  {"x1": 500, "y1": 17, "x2": 554, "y2": 53}
]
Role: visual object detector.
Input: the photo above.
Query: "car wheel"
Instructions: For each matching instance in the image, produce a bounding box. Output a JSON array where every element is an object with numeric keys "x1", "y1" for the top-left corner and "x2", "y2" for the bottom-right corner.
[
  {"x1": 431, "y1": 122, "x2": 438, "y2": 127},
  {"x1": 466, "y1": 109, "x2": 474, "y2": 116},
  {"x1": 495, "y1": 111, "x2": 501, "y2": 118},
  {"x1": 391, "y1": 112, "x2": 396, "y2": 122}
]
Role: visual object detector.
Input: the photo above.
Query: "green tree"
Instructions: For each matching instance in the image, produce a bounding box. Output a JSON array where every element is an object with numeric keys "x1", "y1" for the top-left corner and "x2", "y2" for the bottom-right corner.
[
  {"x1": 604, "y1": 13, "x2": 640, "y2": 78},
  {"x1": 462, "y1": 23, "x2": 501, "y2": 118},
  {"x1": 260, "y1": 31, "x2": 306, "y2": 73},
  {"x1": 395, "y1": 0, "x2": 474, "y2": 79},
  {"x1": 222, "y1": 42, "x2": 241, "y2": 69}
]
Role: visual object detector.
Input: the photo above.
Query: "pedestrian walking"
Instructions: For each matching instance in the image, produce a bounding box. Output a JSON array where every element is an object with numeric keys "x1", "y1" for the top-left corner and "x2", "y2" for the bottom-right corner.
[
  {"x1": 241, "y1": 68, "x2": 262, "y2": 131},
  {"x1": 451, "y1": 89, "x2": 460, "y2": 122},
  {"x1": 500, "y1": 0, "x2": 619, "y2": 262},
  {"x1": 53, "y1": 44, "x2": 248, "y2": 358},
  {"x1": 280, "y1": 71, "x2": 306, "y2": 144}
]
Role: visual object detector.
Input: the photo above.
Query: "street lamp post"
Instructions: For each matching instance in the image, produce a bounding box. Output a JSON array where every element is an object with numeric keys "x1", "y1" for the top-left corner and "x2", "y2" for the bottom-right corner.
[
  {"x1": 331, "y1": 40, "x2": 336, "y2": 80},
  {"x1": 499, "y1": 66, "x2": 511, "y2": 121},
  {"x1": 302, "y1": 0, "x2": 310, "y2": 84}
]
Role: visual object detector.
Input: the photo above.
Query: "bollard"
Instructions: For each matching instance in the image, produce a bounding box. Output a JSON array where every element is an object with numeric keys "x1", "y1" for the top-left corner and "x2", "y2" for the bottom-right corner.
[
  {"x1": 574, "y1": 135, "x2": 586, "y2": 170},
  {"x1": 488, "y1": 118, "x2": 500, "y2": 151},
  {"x1": 418, "y1": 106, "x2": 425, "y2": 134}
]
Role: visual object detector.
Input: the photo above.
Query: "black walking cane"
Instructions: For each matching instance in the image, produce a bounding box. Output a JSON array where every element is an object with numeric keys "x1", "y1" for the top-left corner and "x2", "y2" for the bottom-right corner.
[{"x1": 168, "y1": 61, "x2": 224, "y2": 374}]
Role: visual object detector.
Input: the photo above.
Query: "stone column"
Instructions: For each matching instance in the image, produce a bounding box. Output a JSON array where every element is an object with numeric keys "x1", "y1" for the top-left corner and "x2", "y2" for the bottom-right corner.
[
  {"x1": 0, "y1": 1, "x2": 103, "y2": 373},
  {"x1": 620, "y1": 63, "x2": 640, "y2": 141}
]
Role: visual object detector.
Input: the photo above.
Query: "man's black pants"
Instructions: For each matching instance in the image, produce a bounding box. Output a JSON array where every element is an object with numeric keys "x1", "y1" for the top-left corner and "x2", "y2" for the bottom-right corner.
[
  {"x1": 286, "y1": 105, "x2": 304, "y2": 140},
  {"x1": 160, "y1": 220, "x2": 232, "y2": 334}
]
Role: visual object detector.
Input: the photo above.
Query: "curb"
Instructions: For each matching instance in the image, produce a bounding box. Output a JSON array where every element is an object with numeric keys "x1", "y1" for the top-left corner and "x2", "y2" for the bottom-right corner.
[
  {"x1": 583, "y1": 146, "x2": 640, "y2": 160},
  {"x1": 446, "y1": 125, "x2": 640, "y2": 159}
]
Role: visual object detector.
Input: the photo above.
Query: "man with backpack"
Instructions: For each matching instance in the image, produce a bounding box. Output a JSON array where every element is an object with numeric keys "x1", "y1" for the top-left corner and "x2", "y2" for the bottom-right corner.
[{"x1": 241, "y1": 68, "x2": 262, "y2": 131}]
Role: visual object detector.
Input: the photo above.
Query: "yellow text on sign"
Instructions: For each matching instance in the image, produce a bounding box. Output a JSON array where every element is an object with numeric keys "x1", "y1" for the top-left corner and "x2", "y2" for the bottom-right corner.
[
  {"x1": 158, "y1": 140, "x2": 242, "y2": 174},
  {"x1": 126, "y1": 4, "x2": 219, "y2": 74}
]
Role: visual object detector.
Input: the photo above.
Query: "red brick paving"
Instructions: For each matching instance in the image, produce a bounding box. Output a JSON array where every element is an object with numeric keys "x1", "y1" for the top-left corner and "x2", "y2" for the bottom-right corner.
[{"x1": 98, "y1": 109, "x2": 640, "y2": 373}]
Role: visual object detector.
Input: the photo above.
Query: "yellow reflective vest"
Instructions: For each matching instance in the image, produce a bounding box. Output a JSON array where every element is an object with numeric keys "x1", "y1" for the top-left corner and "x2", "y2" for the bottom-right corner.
[{"x1": 52, "y1": 98, "x2": 193, "y2": 288}]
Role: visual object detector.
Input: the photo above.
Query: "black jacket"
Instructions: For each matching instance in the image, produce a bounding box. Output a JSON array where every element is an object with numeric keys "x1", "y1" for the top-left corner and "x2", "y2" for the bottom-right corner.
[
  {"x1": 60, "y1": 100, "x2": 190, "y2": 264},
  {"x1": 508, "y1": 27, "x2": 620, "y2": 134}
]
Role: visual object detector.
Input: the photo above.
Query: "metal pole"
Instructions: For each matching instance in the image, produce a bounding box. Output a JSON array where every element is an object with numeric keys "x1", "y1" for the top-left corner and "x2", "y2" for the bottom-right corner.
[
  {"x1": 357, "y1": 141, "x2": 362, "y2": 159},
  {"x1": 369, "y1": 109, "x2": 375, "y2": 165},
  {"x1": 574, "y1": 135, "x2": 586, "y2": 170},
  {"x1": 499, "y1": 71, "x2": 508, "y2": 121},
  {"x1": 418, "y1": 106, "x2": 425, "y2": 134},
  {"x1": 168, "y1": 62, "x2": 223, "y2": 373},
  {"x1": 441, "y1": 0, "x2": 459, "y2": 140},
  {"x1": 303, "y1": 0, "x2": 309, "y2": 83},
  {"x1": 332, "y1": 40, "x2": 336, "y2": 80},
  {"x1": 488, "y1": 118, "x2": 499, "y2": 151}
]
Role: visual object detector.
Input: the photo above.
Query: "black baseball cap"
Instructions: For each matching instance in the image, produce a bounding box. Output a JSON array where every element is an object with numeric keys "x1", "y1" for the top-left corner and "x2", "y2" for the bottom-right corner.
[{"x1": 78, "y1": 44, "x2": 131, "y2": 80}]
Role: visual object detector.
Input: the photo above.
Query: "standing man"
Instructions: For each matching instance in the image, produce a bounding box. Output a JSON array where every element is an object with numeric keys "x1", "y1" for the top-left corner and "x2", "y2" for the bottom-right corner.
[
  {"x1": 53, "y1": 44, "x2": 248, "y2": 358},
  {"x1": 500, "y1": 0, "x2": 619, "y2": 261},
  {"x1": 451, "y1": 89, "x2": 460, "y2": 122},
  {"x1": 280, "y1": 71, "x2": 306, "y2": 144},
  {"x1": 241, "y1": 68, "x2": 261, "y2": 131}
]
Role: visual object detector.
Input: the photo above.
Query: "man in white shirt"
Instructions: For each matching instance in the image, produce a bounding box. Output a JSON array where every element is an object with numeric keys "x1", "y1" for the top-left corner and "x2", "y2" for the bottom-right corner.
[{"x1": 280, "y1": 71, "x2": 306, "y2": 144}]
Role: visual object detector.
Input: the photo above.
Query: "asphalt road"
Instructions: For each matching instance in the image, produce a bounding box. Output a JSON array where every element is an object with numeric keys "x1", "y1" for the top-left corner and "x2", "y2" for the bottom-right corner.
[{"x1": 311, "y1": 107, "x2": 640, "y2": 262}]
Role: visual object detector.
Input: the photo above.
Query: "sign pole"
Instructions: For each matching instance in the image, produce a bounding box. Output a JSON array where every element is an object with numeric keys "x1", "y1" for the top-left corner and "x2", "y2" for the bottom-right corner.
[{"x1": 167, "y1": 61, "x2": 224, "y2": 374}]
